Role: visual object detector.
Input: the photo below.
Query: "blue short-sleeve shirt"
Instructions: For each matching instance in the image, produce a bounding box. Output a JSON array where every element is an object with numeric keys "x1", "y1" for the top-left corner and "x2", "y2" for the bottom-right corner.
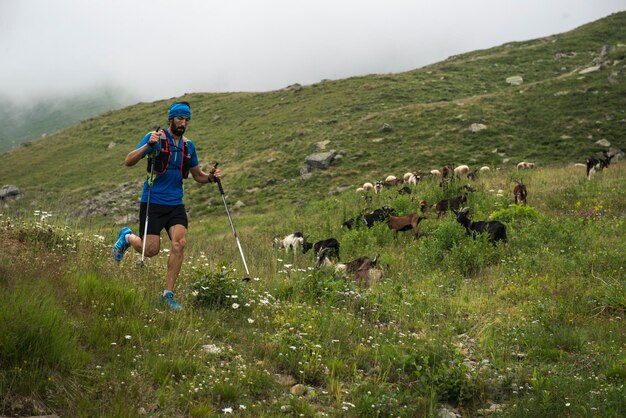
[{"x1": 136, "y1": 129, "x2": 199, "y2": 205}]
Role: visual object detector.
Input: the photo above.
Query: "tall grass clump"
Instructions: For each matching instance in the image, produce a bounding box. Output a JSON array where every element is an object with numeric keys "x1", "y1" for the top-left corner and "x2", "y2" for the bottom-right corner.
[{"x1": 0, "y1": 283, "x2": 88, "y2": 400}]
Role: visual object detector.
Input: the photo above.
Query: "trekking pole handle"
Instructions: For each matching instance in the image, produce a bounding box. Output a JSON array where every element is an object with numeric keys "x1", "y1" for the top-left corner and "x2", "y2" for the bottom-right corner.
[
  {"x1": 212, "y1": 162, "x2": 225, "y2": 195},
  {"x1": 147, "y1": 127, "x2": 161, "y2": 157}
]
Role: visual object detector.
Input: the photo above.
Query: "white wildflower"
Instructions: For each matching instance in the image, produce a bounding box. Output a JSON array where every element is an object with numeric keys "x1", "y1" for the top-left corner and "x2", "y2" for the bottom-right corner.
[
  {"x1": 232, "y1": 303, "x2": 240, "y2": 309},
  {"x1": 201, "y1": 344, "x2": 222, "y2": 354}
]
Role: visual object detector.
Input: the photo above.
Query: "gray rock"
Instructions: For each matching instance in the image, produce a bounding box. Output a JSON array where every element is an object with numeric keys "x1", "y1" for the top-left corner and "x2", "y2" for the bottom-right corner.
[
  {"x1": 608, "y1": 148, "x2": 625, "y2": 161},
  {"x1": 312, "y1": 140, "x2": 331, "y2": 152},
  {"x1": 438, "y1": 405, "x2": 461, "y2": 418},
  {"x1": 285, "y1": 83, "x2": 302, "y2": 92},
  {"x1": 0, "y1": 185, "x2": 22, "y2": 201},
  {"x1": 329, "y1": 186, "x2": 352, "y2": 195},
  {"x1": 579, "y1": 65, "x2": 601, "y2": 74},
  {"x1": 290, "y1": 384, "x2": 307, "y2": 396},
  {"x1": 469, "y1": 123, "x2": 487, "y2": 132},
  {"x1": 305, "y1": 150, "x2": 337, "y2": 170},
  {"x1": 506, "y1": 76, "x2": 523, "y2": 85}
]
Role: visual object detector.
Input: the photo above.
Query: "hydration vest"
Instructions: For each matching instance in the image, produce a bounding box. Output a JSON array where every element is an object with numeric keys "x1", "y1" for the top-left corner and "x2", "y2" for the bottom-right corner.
[{"x1": 147, "y1": 133, "x2": 192, "y2": 179}]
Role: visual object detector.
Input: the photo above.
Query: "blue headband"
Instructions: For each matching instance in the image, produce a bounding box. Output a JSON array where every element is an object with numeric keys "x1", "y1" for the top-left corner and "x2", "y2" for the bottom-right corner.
[{"x1": 168, "y1": 103, "x2": 192, "y2": 120}]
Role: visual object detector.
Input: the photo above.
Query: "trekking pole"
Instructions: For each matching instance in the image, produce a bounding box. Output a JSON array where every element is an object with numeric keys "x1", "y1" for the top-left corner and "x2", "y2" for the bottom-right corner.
[
  {"x1": 213, "y1": 163, "x2": 251, "y2": 281},
  {"x1": 140, "y1": 127, "x2": 160, "y2": 267}
]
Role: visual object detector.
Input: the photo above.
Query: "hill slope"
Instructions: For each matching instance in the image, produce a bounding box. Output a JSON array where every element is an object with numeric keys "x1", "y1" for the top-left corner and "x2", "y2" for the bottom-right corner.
[
  {"x1": 1, "y1": 11, "x2": 625, "y2": 217},
  {"x1": 0, "y1": 88, "x2": 135, "y2": 154}
]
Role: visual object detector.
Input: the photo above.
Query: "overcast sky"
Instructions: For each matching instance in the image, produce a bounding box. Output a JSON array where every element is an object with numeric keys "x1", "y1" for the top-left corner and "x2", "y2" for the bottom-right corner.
[{"x1": 1, "y1": 0, "x2": 624, "y2": 104}]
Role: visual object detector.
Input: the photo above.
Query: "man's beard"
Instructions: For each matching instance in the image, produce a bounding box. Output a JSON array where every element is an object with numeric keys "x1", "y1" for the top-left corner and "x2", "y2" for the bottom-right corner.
[{"x1": 170, "y1": 125, "x2": 186, "y2": 136}]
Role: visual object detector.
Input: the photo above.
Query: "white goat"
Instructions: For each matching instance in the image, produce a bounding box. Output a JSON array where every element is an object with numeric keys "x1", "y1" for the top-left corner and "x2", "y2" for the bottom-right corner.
[
  {"x1": 454, "y1": 165, "x2": 470, "y2": 178},
  {"x1": 517, "y1": 161, "x2": 536, "y2": 170},
  {"x1": 273, "y1": 232, "x2": 305, "y2": 252}
]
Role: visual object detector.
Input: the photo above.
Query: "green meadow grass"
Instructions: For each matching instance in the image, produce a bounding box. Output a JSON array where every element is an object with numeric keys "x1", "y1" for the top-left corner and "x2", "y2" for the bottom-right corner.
[{"x1": 1, "y1": 163, "x2": 625, "y2": 417}]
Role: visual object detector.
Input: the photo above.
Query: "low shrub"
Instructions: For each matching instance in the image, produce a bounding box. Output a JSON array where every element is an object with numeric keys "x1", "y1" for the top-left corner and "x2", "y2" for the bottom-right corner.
[{"x1": 189, "y1": 265, "x2": 249, "y2": 309}]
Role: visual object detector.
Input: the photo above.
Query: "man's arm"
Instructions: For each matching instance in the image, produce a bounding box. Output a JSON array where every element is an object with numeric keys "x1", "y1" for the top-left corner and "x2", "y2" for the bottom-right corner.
[
  {"x1": 190, "y1": 165, "x2": 221, "y2": 184},
  {"x1": 124, "y1": 130, "x2": 160, "y2": 167}
]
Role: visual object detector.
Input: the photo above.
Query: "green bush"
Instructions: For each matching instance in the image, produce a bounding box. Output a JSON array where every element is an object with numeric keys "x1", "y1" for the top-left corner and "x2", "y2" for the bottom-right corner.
[
  {"x1": 490, "y1": 204, "x2": 540, "y2": 224},
  {"x1": 403, "y1": 344, "x2": 476, "y2": 405},
  {"x1": 189, "y1": 266, "x2": 249, "y2": 309}
]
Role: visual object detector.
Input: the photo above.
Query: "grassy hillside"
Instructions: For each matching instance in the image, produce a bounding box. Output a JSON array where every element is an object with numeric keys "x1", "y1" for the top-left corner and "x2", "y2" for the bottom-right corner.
[
  {"x1": 1, "y1": 12, "x2": 625, "y2": 418},
  {"x1": 1, "y1": 163, "x2": 624, "y2": 417},
  {"x1": 0, "y1": 12, "x2": 625, "y2": 217}
]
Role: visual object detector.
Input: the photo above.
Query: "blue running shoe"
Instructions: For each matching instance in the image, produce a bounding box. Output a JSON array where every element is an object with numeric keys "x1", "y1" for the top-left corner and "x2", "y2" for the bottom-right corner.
[
  {"x1": 112, "y1": 227, "x2": 132, "y2": 262},
  {"x1": 160, "y1": 291, "x2": 182, "y2": 310}
]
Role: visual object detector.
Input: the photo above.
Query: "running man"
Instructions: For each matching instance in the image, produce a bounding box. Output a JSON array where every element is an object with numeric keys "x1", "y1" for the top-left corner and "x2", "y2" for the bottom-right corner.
[{"x1": 113, "y1": 101, "x2": 221, "y2": 310}]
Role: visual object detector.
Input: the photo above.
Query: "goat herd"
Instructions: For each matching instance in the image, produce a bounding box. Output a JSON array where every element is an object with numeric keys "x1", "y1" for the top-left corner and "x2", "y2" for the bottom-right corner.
[{"x1": 273, "y1": 153, "x2": 620, "y2": 286}]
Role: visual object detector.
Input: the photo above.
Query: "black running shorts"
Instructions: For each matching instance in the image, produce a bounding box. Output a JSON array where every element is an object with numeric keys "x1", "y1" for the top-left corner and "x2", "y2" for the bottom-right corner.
[{"x1": 139, "y1": 203, "x2": 188, "y2": 238}]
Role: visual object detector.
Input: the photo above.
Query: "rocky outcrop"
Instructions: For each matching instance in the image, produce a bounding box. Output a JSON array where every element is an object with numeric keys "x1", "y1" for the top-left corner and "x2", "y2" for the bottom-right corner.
[
  {"x1": 303, "y1": 150, "x2": 338, "y2": 171},
  {"x1": 0, "y1": 185, "x2": 22, "y2": 201},
  {"x1": 78, "y1": 180, "x2": 143, "y2": 224}
]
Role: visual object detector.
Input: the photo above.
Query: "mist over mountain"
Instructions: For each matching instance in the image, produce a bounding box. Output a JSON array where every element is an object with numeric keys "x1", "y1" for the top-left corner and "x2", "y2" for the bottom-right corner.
[{"x1": 0, "y1": 87, "x2": 137, "y2": 154}]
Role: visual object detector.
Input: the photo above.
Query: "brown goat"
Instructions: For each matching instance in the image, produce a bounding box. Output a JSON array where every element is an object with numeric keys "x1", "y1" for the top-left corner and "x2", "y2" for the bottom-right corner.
[
  {"x1": 513, "y1": 182, "x2": 528, "y2": 205},
  {"x1": 383, "y1": 177, "x2": 404, "y2": 188},
  {"x1": 433, "y1": 195, "x2": 467, "y2": 217},
  {"x1": 387, "y1": 213, "x2": 427, "y2": 239},
  {"x1": 319, "y1": 254, "x2": 383, "y2": 286},
  {"x1": 354, "y1": 267, "x2": 384, "y2": 286}
]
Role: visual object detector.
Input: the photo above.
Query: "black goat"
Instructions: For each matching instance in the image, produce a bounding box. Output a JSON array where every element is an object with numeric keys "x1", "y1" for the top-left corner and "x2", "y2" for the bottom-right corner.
[
  {"x1": 303, "y1": 237, "x2": 340, "y2": 263},
  {"x1": 364, "y1": 206, "x2": 396, "y2": 227},
  {"x1": 398, "y1": 185, "x2": 412, "y2": 195},
  {"x1": 454, "y1": 207, "x2": 507, "y2": 244},
  {"x1": 586, "y1": 153, "x2": 613, "y2": 180},
  {"x1": 343, "y1": 206, "x2": 396, "y2": 229}
]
